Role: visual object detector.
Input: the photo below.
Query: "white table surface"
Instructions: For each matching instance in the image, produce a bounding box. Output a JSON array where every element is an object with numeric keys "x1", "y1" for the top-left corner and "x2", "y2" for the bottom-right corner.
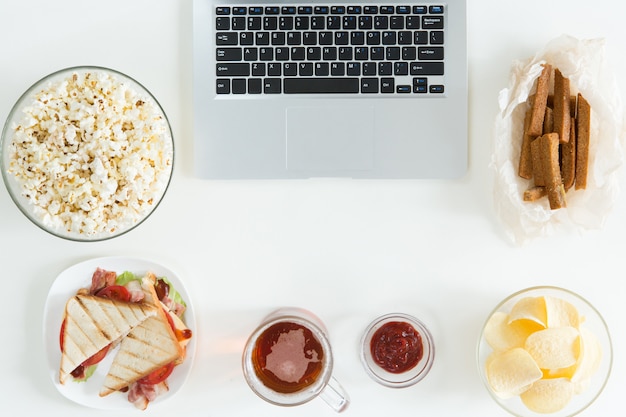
[{"x1": 1, "y1": 1, "x2": 625, "y2": 416}]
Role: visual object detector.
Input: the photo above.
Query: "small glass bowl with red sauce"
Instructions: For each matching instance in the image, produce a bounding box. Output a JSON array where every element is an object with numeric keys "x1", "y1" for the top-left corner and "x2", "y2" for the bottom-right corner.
[{"x1": 360, "y1": 313, "x2": 435, "y2": 388}]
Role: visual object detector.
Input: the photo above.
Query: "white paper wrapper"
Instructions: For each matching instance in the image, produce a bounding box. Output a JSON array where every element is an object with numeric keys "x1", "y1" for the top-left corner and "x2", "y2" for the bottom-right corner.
[{"x1": 492, "y1": 35, "x2": 626, "y2": 245}]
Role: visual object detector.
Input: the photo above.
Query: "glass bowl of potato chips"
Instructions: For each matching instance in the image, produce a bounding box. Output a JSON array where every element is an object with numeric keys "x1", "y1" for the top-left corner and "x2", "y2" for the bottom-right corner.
[{"x1": 477, "y1": 286, "x2": 612, "y2": 417}]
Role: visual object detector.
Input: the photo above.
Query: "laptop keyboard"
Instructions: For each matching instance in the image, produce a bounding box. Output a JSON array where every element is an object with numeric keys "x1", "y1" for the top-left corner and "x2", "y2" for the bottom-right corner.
[{"x1": 214, "y1": 4, "x2": 446, "y2": 95}]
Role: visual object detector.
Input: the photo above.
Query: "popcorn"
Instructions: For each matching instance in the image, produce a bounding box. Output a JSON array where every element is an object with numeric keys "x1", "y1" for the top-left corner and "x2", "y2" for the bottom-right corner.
[{"x1": 6, "y1": 69, "x2": 173, "y2": 238}]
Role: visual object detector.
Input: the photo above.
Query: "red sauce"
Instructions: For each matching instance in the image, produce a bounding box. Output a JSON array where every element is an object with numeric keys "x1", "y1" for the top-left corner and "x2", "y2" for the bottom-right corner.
[
  {"x1": 370, "y1": 321, "x2": 423, "y2": 374},
  {"x1": 252, "y1": 321, "x2": 325, "y2": 394}
]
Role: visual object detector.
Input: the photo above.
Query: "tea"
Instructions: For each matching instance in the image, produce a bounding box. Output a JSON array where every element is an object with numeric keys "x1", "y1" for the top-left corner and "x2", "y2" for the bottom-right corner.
[{"x1": 251, "y1": 321, "x2": 325, "y2": 394}]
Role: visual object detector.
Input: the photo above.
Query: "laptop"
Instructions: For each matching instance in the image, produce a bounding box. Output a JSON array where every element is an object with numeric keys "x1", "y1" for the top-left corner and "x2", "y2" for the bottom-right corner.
[{"x1": 192, "y1": 1, "x2": 467, "y2": 179}]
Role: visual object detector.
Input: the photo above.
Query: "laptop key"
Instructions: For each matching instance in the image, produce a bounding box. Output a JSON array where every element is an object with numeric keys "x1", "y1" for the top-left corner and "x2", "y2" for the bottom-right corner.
[
  {"x1": 346, "y1": 62, "x2": 361, "y2": 76},
  {"x1": 422, "y1": 15, "x2": 444, "y2": 29},
  {"x1": 232, "y1": 17, "x2": 246, "y2": 30},
  {"x1": 252, "y1": 62, "x2": 266, "y2": 76},
  {"x1": 390, "y1": 16, "x2": 404, "y2": 29},
  {"x1": 430, "y1": 84, "x2": 445, "y2": 93},
  {"x1": 386, "y1": 46, "x2": 400, "y2": 60},
  {"x1": 216, "y1": 32, "x2": 238, "y2": 45},
  {"x1": 397, "y1": 85, "x2": 411, "y2": 93},
  {"x1": 394, "y1": 62, "x2": 409, "y2": 75},
  {"x1": 381, "y1": 78, "x2": 395, "y2": 93},
  {"x1": 410, "y1": 62, "x2": 444, "y2": 75},
  {"x1": 284, "y1": 78, "x2": 359, "y2": 93},
  {"x1": 362, "y1": 62, "x2": 376, "y2": 75},
  {"x1": 264, "y1": 78, "x2": 282, "y2": 93},
  {"x1": 216, "y1": 17, "x2": 230, "y2": 30},
  {"x1": 430, "y1": 31, "x2": 444, "y2": 45},
  {"x1": 299, "y1": 62, "x2": 314, "y2": 76},
  {"x1": 267, "y1": 63, "x2": 281, "y2": 76},
  {"x1": 414, "y1": 31, "x2": 428, "y2": 44},
  {"x1": 378, "y1": 62, "x2": 392, "y2": 75},
  {"x1": 232, "y1": 78, "x2": 247, "y2": 94},
  {"x1": 331, "y1": 62, "x2": 345, "y2": 76},
  {"x1": 418, "y1": 47, "x2": 444, "y2": 60},
  {"x1": 248, "y1": 78, "x2": 262, "y2": 94},
  {"x1": 315, "y1": 62, "x2": 330, "y2": 76},
  {"x1": 217, "y1": 48, "x2": 242, "y2": 61},
  {"x1": 275, "y1": 47, "x2": 290, "y2": 60},
  {"x1": 371, "y1": 47, "x2": 385, "y2": 60},
  {"x1": 283, "y1": 62, "x2": 297, "y2": 76},
  {"x1": 248, "y1": 17, "x2": 261, "y2": 30},
  {"x1": 216, "y1": 79, "x2": 230, "y2": 94},
  {"x1": 243, "y1": 47, "x2": 258, "y2": 61},
  {"x1": 413, "y1": 77, "x2": 428, "y2": 93},
  {"x1": 429, "y1": 5, "x2": 445, "y2": 14},
  {"x1": 216, "y1": 63, "x2": 250, "y2": 76},
  {"x1": 361, "y1": 78, "x2": 379, "y2": 93},
  {"x1": 291, "y1": 47, "x2": 306, "y2": 60},
  {"x1": 240, "y1": 32, "x2": 254, "y2": 45}
]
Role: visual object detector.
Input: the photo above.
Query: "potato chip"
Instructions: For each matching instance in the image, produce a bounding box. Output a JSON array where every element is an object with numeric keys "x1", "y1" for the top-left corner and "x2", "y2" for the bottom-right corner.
[
  {"x1": 542, "y1": 363, "x2": 577, "y2": 379},
  {"x1": 484, "y1": 311, "x2": 543, "y2": 352},
  {"x1": 545, "y1": 296, "x2": 581, "y2": 328},
  {"x1": 571, "y1": 327, "x2": 603, "y2": 394},
  {"x1": 525, "y1": 327, "x2": 580, "y2": 369},
  {"x1": 508, "y1": 296, "x2": 547, "y2": 327},
  {"x1": 520, "y1": 378, "x2": 574, "y2": 414},
  {"x1": 486, "y1": 348, "x2": 542, "y2": 398}
]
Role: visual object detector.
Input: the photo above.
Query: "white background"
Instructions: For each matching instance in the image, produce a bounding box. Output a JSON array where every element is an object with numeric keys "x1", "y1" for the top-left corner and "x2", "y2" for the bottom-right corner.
[{"x1": 1, "y1": 1, "x2": 625, "y2": 416}]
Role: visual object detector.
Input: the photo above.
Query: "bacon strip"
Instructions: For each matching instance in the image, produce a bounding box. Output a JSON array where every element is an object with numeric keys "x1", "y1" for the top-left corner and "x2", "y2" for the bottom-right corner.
[
  {"x1": 128, "y1": 381, "x2": 169, "y2": 410},
  {"x1": 89, "y1": 267, "x2": 117, "y2": 294}
]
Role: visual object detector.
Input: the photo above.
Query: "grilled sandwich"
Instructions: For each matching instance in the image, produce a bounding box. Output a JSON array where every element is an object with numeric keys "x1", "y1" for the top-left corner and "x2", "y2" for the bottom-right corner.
[
  {"x1": 99, "y1": 273, "x2": 184, "y2": 396},
  {"x1": 59, "y1": 294, "x2": 157, "y2": 384}
]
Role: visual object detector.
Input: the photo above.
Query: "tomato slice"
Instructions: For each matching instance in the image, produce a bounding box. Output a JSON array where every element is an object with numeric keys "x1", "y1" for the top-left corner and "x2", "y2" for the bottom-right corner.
[
  {"x1": 82, "y1": 344, "x2": 110, "y2": 367},
  {"x1": 96, "y1": 285, "x2": 131, "y2": 302},
  {"x1": 163, "y1": 307, "x2": 176, "y2": 331},
  {"x1": 61, "y1": 319, "x2": 109, "y2": 366},
  {"x1": 138, "y1": 362, "x2": 175, "y2": 385},
  {"x1": 59, "y1": 319, "x2": 66, "y2": 351}
]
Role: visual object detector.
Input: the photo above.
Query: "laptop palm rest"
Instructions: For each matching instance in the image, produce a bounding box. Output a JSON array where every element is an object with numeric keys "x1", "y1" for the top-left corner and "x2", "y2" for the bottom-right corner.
[{"x1": 285, "y1": 106, "x2": 375, "y2": 172}]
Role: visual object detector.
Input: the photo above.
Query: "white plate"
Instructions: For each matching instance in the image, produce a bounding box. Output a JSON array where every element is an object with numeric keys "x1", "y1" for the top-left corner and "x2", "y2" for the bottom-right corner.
[{"x1": 43, "y1": 256, "x2": 196, "y2": 410}]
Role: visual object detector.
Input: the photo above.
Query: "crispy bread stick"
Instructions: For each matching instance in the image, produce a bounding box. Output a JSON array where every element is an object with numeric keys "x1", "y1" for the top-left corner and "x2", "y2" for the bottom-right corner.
[
  {"x1": 528, "y1": 64, "x2": 552, "y2": 137},
  {"x1": 523, "y1": 186, "x2": 547, "y2": 202},
  {"x1": 575, "y1": 93, "x2": 591, "y2": 190},
  {"x1": 531, "y1": 136, "x2": 545, "y2": 187},
  {"x1": 561, "y1": 116, "x2": 576, "y2": 190},
  {"x1": 538, "y1": 133, "x2": 567, "y2": 209},
  {"x1": 553, "y1": 69, "x2": 571, "y2": 143},
  {"x1": 518, "y1": 108, "x2": 534, "y2": 179},
  {"x1": 543, "y1": 106, "x2": 554, "y2": 134}
]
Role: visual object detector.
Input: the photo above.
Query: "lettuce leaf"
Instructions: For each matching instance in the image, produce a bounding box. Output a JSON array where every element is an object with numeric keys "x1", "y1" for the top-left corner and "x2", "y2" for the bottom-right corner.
[
  {"x1": 159, "y1": 276, "x2": 187, "y2": 308},
  {"x1": 115, "y1": 271, "x2": 186, "y2": 308},
  {"x1": 74, "y1": 364, "x2": 97, "y2": 383},
  {"x1": 115, "y1": 270, "x2": 140, "y2": 286}
]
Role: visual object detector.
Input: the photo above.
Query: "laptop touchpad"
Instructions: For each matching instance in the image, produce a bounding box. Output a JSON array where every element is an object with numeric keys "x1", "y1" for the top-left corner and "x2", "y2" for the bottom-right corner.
[{"x1": 286, "y1": 106, "x2": 374, "y2": 172}]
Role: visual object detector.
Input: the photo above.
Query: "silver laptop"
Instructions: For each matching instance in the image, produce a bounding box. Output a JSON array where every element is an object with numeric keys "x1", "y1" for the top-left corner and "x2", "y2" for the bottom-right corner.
[{"x1": 192, "y1": 1, "x2": 467, "y2": 179}]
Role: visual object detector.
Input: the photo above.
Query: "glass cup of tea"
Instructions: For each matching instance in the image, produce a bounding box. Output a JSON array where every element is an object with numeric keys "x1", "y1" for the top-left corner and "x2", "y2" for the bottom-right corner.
[{"x1": 242, "y1": 308, "x2": 349, "y2": 412}]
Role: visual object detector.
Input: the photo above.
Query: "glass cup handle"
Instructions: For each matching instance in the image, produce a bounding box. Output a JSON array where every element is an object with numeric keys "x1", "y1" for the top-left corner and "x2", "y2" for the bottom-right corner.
[{"x1": 319, "y1": 376, "x2": 350, "y2": 412}]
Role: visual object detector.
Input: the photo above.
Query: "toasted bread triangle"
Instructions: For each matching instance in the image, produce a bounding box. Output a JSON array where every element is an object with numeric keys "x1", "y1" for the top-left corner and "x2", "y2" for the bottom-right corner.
[
  {"x1": 59, "y1": 295, "x2": 157, "y2": 384},
  {"x1": 99, "y1": 273, "x2": 183, "y2": 396}
]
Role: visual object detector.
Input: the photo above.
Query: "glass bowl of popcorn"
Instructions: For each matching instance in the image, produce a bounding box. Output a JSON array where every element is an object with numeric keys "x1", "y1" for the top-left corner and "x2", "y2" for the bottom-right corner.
[
  {"x1": 477, "y1": 286, "x2": 612, "y2": 417},
  {"x1": 1, "y1": 66, "x2": 174, "y2": 241}
]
